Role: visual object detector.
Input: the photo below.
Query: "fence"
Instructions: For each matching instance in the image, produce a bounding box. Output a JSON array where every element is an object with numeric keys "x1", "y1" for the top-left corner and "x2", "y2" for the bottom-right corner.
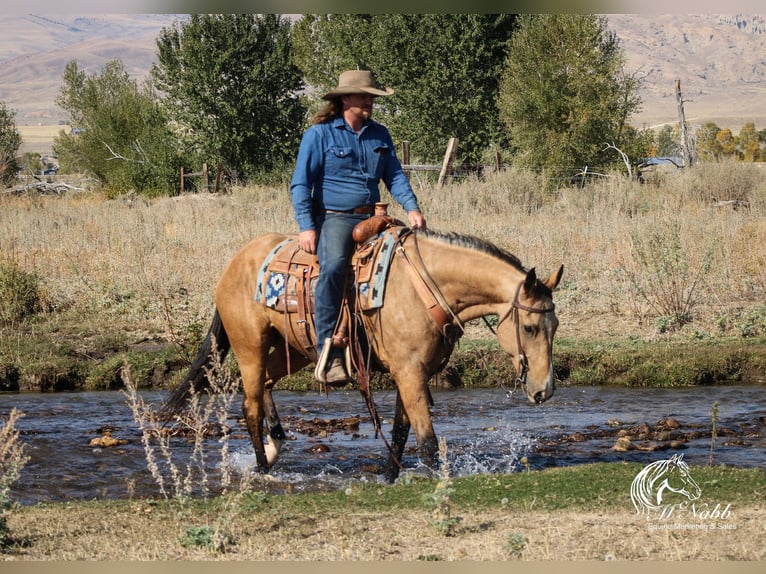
[{"x1": 179, "y1": 161, "x2": 224, "y2": 193}]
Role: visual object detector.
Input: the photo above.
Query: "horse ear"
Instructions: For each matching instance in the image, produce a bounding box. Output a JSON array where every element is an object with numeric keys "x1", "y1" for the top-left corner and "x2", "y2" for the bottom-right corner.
[
  {"x1": 524, "y1": 268, "x2": 537, "y2": 293},
  {"x1": 543, "y1": 264, "x2": 564, "y2": 290}
]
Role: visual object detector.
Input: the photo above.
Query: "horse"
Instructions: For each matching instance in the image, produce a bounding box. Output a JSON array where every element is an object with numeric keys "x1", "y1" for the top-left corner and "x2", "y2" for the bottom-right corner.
[
  {"x1": 162, "y1": 227, "x2": 563, "y2": 482},
  {"x1": 630, "y1": 454, "x2": 702, "y2": 515}
]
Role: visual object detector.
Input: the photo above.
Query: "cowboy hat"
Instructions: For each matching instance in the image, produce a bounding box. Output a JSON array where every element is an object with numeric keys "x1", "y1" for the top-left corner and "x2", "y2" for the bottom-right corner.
[{"x1": 322, "y1": 70, "x2": 394, "y2": 100}]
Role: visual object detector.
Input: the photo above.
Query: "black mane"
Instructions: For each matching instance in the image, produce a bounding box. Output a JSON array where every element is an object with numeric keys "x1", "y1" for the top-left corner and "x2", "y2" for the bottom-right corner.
[{"x1": 415, "y1": 228, "x2": 527, "y2": 273}]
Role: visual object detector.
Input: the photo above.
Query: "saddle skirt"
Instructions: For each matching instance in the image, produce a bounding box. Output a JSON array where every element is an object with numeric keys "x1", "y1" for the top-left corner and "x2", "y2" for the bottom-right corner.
[{"x1": 253, "y1": 227, "x2": 402, "y2": 359}]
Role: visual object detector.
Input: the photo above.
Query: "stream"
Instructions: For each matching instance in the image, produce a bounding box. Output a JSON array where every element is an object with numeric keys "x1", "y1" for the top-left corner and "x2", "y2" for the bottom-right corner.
[{"x1": 2, "y1": 384, "x2": 764, "y2": 505}]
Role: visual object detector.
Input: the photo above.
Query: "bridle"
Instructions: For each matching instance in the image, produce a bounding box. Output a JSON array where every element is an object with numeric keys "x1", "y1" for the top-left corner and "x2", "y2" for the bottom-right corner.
[
  {"x1": 397, "y1": 229, "x2": 556, "y2": 396},
  {"x1": 493, "y1": 281, "x2": 556, "y2": 397}
]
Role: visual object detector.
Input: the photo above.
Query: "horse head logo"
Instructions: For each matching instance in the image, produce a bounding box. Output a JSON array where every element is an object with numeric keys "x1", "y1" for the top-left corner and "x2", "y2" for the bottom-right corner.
[{"x1": 630, "y1": 454, "x2": 702, "y2": 515}]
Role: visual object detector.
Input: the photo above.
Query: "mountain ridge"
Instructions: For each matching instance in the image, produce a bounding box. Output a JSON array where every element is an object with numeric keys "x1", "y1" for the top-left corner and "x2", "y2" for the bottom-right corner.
[{"x1": 1, "y1": 14, "x2": 764, "y2": 131}]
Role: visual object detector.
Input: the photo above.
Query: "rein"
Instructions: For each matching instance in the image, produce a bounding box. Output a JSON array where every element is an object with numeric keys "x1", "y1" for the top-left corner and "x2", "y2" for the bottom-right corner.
[
  {"x1": 394, "y1": 229, "x2": 463, "y2": 343},
  {"x1": 491, "y1": 281, "x2": 556, "y2": 396}
]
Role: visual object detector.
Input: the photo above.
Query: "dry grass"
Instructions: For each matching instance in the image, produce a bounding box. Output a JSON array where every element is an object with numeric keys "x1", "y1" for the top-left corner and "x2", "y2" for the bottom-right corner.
[
  {"x1": 5, "y1": 502, "x2": 764, "y2": 560},
  {"x1": 1, "y1": 164, "x2": 765, "y2": 346}
]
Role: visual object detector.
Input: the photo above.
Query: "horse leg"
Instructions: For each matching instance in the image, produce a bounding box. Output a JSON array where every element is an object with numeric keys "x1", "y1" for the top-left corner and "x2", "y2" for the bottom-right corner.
[
  {"x1": 390, "y1": 371, "x2": 439, "y2": 474},
  {"x1": 384, "y1": 391, "x2": 411, "y2": 482},
  {"x1": 239, "y1": 361, "x2": 271, "y2": 472},
  {"x1": 261, "y1": 341, "x2": 311, "y2": 466}
]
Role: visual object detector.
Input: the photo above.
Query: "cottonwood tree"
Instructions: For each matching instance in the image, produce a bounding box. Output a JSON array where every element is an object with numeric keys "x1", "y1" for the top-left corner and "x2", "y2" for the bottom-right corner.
[
  {"x1": 737, "y1": 122, "x2": 761, "y2": 161},
  {"x1": 292, "y1": 14, "x2": 516, "y2": 164},
  {"x1": 0, "y1": 102, "x2": 21, "y2": 186},
  {"x1": 695, "y1": 122, "x2": 722, "y2": 161},
  {"x1": 54, "y1": 59, "x2": 180, "y2": 195},
  {"x1": 152, "y1": 14, "x2": 305, "y2": 182},
  {"x1": 498, "y1": 14, "x2": 642, "y2": 181}
]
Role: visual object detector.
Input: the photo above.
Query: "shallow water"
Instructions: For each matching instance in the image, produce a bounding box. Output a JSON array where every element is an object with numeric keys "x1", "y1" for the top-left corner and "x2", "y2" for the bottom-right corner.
[{"x1": 1, "y1": 385, "x2": 764, "y2": 505}]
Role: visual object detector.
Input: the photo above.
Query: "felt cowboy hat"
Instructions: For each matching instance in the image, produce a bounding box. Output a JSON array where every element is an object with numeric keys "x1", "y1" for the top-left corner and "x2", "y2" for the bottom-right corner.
[{"x1": 322, "y1": 70, "x2": 394, "y2": 100}]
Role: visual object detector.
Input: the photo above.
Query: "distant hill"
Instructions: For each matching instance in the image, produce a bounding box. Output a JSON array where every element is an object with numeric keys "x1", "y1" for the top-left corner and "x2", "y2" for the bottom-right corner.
[
  {"x1": 2, "y1": 13, "x2": 765, "y2": 133},
  {"x1": 0, "y1": 14, "x2": 183, "y2": 125},
  {"x1": 607, "y1": 14, "x2": 766, "y2": 130}
]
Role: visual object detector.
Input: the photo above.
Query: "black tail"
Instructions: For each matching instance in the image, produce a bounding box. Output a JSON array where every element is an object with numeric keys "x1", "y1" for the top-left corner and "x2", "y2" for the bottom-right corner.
[{"x1": 161, "y1": 309, "x2": 231, "y2": 417}]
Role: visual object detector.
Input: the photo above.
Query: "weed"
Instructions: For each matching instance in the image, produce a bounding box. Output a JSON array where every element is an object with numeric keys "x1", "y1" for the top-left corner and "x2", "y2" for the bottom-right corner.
[
  {"x1": 178, "y1": 524, "x2": 235, "y2": 552},
  {"x1": 505, "y1": 532, "x2": 528, "y2": 558},
  {"x1": 709, "y1": 400, "x2": 719, "y2": 466},
  {"x1": 736, "y1": 306, "x2": 766, "y2": 338},
  {"x1": 628, "y1": 217, "x2": 713, "y2": 331},
  {"x1": 423, "y1": 437, "x2": 461, "y2": 536},
  {"x1": 417, "y1": 554, "x2": 444, "y2": 561},
  {"x1": 0, "y1": 408, "x2": 29, "y2": 550},
  {"x1": 0, "y1": 257, "x2": 42, "y2": 325},
  {"x1": 124, "y1": 341, "x2": 255, "y2": 553}
]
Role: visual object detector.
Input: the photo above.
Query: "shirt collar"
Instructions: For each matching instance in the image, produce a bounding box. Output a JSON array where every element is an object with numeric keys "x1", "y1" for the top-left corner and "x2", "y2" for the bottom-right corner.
[{"x1": 332, "y1": 115, "x2": 372, "y2": 133}]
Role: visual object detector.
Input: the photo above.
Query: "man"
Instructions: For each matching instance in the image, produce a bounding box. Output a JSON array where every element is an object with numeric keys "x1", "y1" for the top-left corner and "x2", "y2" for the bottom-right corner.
[{"x1": 290, "y1": 70, "x2": 426, "y2": 385}]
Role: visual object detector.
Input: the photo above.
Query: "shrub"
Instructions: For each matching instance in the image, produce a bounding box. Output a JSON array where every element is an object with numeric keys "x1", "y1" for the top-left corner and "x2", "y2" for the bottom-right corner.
[
  {"x1": 0, "y1": 408, "x2": 29, "y2": 550},
  {"x1": 0, "y1": 257, "x2": 42, "y2": 325}
]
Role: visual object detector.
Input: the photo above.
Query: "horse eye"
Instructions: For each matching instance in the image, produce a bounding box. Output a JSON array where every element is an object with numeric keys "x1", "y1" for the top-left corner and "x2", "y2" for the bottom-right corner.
[{"x1": 523, "y1": 325, "x2": 534, "y2": 334}]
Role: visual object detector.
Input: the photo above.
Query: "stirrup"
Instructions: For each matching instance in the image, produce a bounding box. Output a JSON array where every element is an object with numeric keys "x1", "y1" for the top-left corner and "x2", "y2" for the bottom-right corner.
[
  {"x1": 314, "y1": 338, "x2": 354, "y2": 384},
  {"x1": 314, "y1": 338, "x2": 333, "y2": 383}
]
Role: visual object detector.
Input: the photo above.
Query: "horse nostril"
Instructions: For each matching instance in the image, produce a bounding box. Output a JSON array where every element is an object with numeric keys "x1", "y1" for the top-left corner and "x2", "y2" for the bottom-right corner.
[{"x1": 534, "y1": 391, "x2": 546, "y2": 404}]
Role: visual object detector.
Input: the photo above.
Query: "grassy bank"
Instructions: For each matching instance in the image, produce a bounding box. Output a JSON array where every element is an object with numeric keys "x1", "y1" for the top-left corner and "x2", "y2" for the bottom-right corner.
[
  {"x1": 2, "y1": 463, "x2": 764, "y2": 560},
  {"x1": 1, "y1": 163, "x2": 765, "y2": 392}
]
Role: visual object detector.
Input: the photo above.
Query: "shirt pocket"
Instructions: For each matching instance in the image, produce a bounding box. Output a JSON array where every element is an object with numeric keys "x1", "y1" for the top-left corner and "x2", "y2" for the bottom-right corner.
[
  {"x1": 371, "y1": 145, "x2": 391, "y2": 178},
  {"x1": 326, "y1": 145, "x2": 355, "y2": 175}
]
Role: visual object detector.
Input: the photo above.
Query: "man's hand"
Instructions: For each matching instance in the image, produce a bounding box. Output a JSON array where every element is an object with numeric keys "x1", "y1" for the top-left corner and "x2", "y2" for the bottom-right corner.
[
  {"x1": 298, "y1": 229, "x2": 317, "y2": 254},
  {"x1": 407, "y1": 210, "x2": 426, "y2": 230}
]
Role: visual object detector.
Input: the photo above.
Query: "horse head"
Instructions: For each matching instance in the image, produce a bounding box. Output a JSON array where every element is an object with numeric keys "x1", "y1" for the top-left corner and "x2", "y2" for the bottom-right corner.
[
  {"x1": 496, "y1": 264, "x2": 564, "y2": 404},
  {"x1": 659, "y1": 454, "x2": 702, "y2": 504}
]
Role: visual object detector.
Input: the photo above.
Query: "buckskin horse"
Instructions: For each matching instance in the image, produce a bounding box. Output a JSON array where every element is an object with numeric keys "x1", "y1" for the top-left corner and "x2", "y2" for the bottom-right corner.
[{"x1": 163, "y1": 225, "x2": 563, "y2": 482}]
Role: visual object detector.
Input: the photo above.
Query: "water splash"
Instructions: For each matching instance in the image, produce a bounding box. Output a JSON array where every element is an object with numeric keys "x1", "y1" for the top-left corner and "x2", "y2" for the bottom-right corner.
[{"x1": 448, "y1": 425, "x2": 534, "y2": 477}]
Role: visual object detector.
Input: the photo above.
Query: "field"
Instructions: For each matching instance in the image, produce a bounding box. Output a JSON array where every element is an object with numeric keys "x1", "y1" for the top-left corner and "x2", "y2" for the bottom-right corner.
[
  {"x1": 2, "y1": 161, "x2": 766, "y2": 391},
  {"x1": 15, "y1": 124, "x2": 69, "y2": 156},
  {"x1": 3, "y1": 464, "x2": 765, "y2": 560},
  {"x1": 2, "y1": 165, "x2": 766, "y2": 562}
]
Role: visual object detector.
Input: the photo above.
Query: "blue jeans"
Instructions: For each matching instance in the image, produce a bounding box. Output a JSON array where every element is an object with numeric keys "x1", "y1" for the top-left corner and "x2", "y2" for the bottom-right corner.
[{"x1": 314, "y1": 212, "x2": 368, "y2": 359}]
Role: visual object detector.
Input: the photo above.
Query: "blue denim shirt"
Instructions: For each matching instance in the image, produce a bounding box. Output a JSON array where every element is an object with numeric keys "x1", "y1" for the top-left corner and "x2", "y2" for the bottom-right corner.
[{"x1": 290, "y1": 116, "x2": 420, "y2": 232}]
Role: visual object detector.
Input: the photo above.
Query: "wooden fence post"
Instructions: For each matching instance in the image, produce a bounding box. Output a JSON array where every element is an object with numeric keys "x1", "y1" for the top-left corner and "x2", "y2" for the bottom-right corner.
[
  {"x1": 180, "y1": 166, "x2": 185, "y2": 194},
  {"x1": 438, "y1": 137, "x2": 459, "y2": 187},
  {"x1": 401, "y1": 141, "x2": 411, "y2": 178},
  {"x1": 202, "y1": 162, "x2": 209, "y2": 192},
  {"x1": 214, "y1": 161, "x2": 223, "y2": 193}
]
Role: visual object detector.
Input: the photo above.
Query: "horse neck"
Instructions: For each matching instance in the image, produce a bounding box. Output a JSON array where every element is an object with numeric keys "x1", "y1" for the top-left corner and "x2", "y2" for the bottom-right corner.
[{"x1": 414, "y1": 236, "x2": 526, "y2": 322}]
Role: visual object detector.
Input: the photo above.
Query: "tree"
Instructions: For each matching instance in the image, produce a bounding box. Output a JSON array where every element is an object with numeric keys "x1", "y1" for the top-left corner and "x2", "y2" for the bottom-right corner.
[
  {"x1": 0, "y1": 102, "x2": 22, "y2": 186},
  {"x1": 54, "y1": 59, "x2": 181, "y2": 194},
  {"x1": 292, "y1": 14, "x2": 516, "y2": 164},
  {"x1": 695, "y1": 122, "x2": 722, "y2": 161},
  {"x1": 152, "y1": 14, "x2": 306, "y2": 181},
  {"x1": 737, "y1": 122, "x2": 761, "y2": 162},
  {"x1": 498, "y1": 15, "x2": 642, "y2": 180},
  {"x1": 715, "y1": 128, "x2": 737, "y2": 158},
  {"x1": 655, "y1": 124, "x2": 680, "y2": 157}
]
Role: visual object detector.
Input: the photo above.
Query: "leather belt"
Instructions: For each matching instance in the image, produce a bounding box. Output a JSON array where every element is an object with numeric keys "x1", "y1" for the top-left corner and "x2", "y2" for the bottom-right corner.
[{"x1": 324, "y1": 205, "x2": 374, "y2": 215}]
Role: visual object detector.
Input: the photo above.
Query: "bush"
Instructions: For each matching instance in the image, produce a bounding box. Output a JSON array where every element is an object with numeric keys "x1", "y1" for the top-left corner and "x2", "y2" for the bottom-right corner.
[
  {"x1": 0, "y1": 258, "x2": 42, "y2": 325},
  {"x1": 0, "y1": 408, "x2": 29, "y2": 550}
]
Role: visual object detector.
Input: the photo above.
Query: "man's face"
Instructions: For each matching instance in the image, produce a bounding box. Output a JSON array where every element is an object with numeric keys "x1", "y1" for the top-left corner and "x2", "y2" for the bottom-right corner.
[{"x1": 342, "y1": 93, "x2": 375, "y2": 121}]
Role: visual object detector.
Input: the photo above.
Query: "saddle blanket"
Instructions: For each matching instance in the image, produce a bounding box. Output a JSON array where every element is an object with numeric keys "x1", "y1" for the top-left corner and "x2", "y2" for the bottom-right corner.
[{"x1": 253, "y1": 230, "x2": 399, "y2": 311}]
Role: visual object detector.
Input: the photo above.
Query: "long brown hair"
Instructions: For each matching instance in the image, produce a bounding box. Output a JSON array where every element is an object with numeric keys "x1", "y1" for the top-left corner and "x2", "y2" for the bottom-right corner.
[{"x1": 310, "y1": 97, "x2": 342, "y2": 125}]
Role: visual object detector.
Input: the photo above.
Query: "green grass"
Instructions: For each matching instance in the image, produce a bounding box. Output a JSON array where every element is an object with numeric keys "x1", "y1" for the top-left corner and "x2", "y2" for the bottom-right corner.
[
  {"x1": 161, "y1": 463, "x2": 765, "y2": 517},
  {"x1": 554, "y1": 335, "x2": 766, "y2": 388}
]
